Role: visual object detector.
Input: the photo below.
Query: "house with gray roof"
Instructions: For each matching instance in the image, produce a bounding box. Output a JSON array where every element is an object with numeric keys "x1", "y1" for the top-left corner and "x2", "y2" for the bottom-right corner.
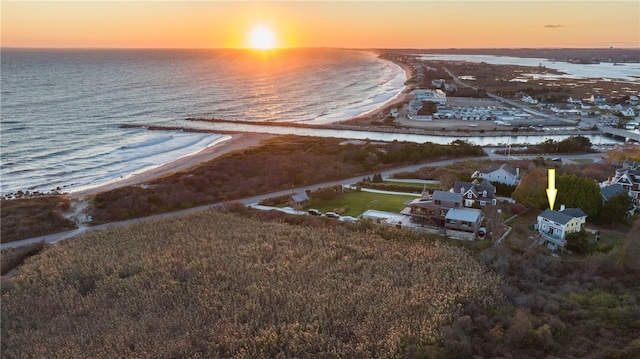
[
  {"x1": 600, "y1": 183, "x2": 636, "y2": 217},
  {"x1": 401, "y1": 190, "x2": 462, "y2": 228},
  {"x1": 452, "y1": 179, "x2": 497, "y2": 207},
  {"x1": 611, "y1": 166, "x2": 640, "y2": 204},
  {"x1": 445, "y1": 208, "x2": 482, "y2": 234},
  {"x1": 472, "y1": 163, "x2": 520, "y2": 186},
  {"x1": 536, "y1": 207, "x2": 587, "y2": 250},
  {"x1": 601, "y1": 184, "x2": 627, "y2": 202},
  {"x1": 288, "y1": 192, "x2": 310, "y2": 210}
]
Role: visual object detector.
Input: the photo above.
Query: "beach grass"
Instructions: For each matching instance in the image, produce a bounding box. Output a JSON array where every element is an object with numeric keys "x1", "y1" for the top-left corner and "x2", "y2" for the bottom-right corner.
[{"x1": 1, "y1": 208, "x2": 502, "y2": 358}]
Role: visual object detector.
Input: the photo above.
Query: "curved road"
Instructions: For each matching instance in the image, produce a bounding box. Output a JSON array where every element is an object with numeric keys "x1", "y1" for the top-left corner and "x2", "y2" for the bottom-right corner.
[{"x1": 1, "y1": 150, "x2": 604, "y2": 249}]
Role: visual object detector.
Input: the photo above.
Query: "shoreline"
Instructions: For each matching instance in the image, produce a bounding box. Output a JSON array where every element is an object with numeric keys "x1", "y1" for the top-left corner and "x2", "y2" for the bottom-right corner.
[
  {"x1": 65, "y1": 55, "x2": 412, "y2": 198},
  {"x1": 68, "y1": 132, "x2": 275, "y2": 200},
  {"x1": 77, "y1": 53, "x2": 411, "y2": 198}
]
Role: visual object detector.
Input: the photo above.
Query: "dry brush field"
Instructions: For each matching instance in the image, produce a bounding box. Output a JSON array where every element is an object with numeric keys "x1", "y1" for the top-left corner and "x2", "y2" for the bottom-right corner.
[{"x1": 1, "y1": 209, "x2": 503, "y2": 358}]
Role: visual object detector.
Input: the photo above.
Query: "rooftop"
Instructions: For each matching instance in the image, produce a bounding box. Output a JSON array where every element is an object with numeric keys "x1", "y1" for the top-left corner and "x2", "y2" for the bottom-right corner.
[{"x1": 445, "y1": 208, "x2": 481, "y2": 222}]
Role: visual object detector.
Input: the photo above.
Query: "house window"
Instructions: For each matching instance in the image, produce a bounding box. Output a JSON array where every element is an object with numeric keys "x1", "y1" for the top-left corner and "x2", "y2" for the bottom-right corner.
[
  {"x1": 467, "y1": 192, "x2": 472, "y2": 199},
  {"x1": 483, "y1": 190, "x2": 487, "y2": 197},
  {"x1": 435, "y1": 200, "x2": 441, "y2": 205},
  {"x1": 440, "y1": 210, "x2": 446, "y2": 217}
]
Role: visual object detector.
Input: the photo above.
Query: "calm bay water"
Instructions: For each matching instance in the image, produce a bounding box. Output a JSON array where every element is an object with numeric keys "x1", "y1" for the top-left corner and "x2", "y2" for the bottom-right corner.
[
  {"x1": 418, "y1": 54, "x2": 640, "y2": 82},
  {"x1": 1, "y1": 48, "x2": 405, "y2": 195}
]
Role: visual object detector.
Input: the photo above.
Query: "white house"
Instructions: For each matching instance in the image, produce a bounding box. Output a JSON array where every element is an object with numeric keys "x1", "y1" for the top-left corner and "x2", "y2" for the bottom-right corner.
[
  {"x1": 611, "y1": 166, "x2": 640, "y2": 204},
  {"x1": 472, "y1": 163, "x2": 520, "y2": 186},
  {"x1": 431, "y1": 79, "x2": 445, "y2": 88},
  {"x1": 567, "y1": 97, "x2": 583, "y2": 105},
  {"x1": 412, "y1": 89, "x2": 447, "y2": 105},
  {"x1": 521, "y1": 95, "x2": 538, "y2": 104},
  {"x1": 590, "y1": 94, "x2": 607, "y2": 104},
  {"x1": 536, "y1": 207, "x2": 587, "y2": 250},
  {"x1": 621, "y1": 107, "x2": 636, "y2": 117}
]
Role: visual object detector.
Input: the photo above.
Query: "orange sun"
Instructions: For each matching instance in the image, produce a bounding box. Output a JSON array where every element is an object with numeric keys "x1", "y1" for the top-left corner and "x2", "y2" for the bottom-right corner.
[{"x1": 249, "y1": 25, "x2": 276, "y2": 50}]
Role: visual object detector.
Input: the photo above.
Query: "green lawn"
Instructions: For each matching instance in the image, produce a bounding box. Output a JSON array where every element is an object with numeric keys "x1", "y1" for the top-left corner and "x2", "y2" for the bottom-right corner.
[{"x1": 309, "y1": 191, "x2": 417, "y2": 217}]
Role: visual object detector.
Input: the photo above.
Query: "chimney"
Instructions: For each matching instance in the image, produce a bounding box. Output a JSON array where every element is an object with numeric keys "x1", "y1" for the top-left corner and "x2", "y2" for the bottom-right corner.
[
  {"x1": 560, "y1": 204, "x2": 565, "y2": 211},
  {"x1": 516, "y1": 166, "x2": 520, "y2": 178}
]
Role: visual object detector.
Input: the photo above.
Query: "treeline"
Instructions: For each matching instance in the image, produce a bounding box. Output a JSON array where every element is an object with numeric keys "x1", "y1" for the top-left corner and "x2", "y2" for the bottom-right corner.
[
  {"x1": 88, "y1": 136, "x2": 484, "y2": 223},
  {"x1": 496, "y1": 136, "x2": 594, "y2": 155},
  {"x1": 513, "y1": 168, "x2": 635, "y2": 226},
  {"x1": 432, "y1": 231, "x2": 640, "y2": 358}
]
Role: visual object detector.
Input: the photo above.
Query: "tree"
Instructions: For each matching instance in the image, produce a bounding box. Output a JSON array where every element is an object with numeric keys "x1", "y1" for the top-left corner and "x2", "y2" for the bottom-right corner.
[
  {"x1": 512, "y1": 168, "x2": 548, "y2": 209},
  {"x1": 555, "y1": 173, "x2": 602, "y2": 220},
  {"x1": 600, "y1": 192, "x2": 635, "y2": 226},
  {"x1": 606, "y1": 144, "x2": 640, "y2": 165},
  {"x1": 566, "y1": 230, "x2": 590, "y2": 254}
]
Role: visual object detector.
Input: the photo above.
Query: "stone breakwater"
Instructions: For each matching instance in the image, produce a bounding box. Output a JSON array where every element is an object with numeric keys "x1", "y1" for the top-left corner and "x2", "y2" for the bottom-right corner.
[{"x1": 179, "y1": 117, "x2": 601, "y2": 138}]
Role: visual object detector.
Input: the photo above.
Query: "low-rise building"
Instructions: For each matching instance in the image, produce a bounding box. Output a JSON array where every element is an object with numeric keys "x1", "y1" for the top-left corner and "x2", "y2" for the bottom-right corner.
[
  {"x1": 521, "y1": 94, "x2": 538, "y2": 104},
  {"x1": 288, "y1": 192, "x2": 309, "y2": 210},
  {"x1": 536, "y1": 207, "x2": 587, "y2": 250},
  {"x1": 590, "y1": 94, "x2": 607, "y2": 104},
  {"x1": 472, "y1": 163, "x2": 520, "y2": 186},
  {"x1": 445, "y1": 208, "x2": 482, "y2": 233},
  {"x1": 535, "y1": 206, "x2": 587, "y2": 250},
  {"x1": 412, "y1": 89, "x2": 447, "y2": 105}
]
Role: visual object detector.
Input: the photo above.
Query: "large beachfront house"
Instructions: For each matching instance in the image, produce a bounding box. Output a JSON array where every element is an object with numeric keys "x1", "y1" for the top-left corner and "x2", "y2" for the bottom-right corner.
[
  {"x1": 535, "y1": 207, "x2": 587, "y2": 250},
  {"x1": 401, "y1": 190, "x2": 482, "y2": 235},
  {"x1": 472, "y1": 163, "x2": 520, "y2": 186},
  {"x1": 402, "y1": 190, "x2": 462, "y2": 227},
  {"x1": 452, "y1": 180, "x2": 497, "y2": 207}
]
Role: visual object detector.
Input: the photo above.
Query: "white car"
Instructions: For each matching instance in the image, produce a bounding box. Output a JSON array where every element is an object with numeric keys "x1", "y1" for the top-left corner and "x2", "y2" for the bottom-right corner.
[{"x1": 325, "y1": 211, "x2": 340, "y2": 218}]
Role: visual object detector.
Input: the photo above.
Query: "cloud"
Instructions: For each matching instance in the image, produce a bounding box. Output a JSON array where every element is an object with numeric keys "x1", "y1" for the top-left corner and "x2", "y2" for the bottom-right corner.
[{"x1": 545, "y1": 24, "x2": 565, "y2": 28}]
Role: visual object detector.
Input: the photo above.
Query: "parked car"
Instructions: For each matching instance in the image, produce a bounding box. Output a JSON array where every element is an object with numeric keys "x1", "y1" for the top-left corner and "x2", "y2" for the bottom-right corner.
[
  {"x1": 308, "y1": 209, "x2": 322, "y2": 216},
  {"x1": 325, "y1": 211, "x2": 340, "y2": 218}
]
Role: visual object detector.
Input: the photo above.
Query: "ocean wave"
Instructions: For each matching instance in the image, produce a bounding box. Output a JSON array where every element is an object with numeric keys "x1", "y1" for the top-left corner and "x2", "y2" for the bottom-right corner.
[
  {"x1": 118, "y1": 134, "x2": 175, "y2": 150},
  {"x1": 0, "y1": 49, "x2": 401, "y2": 194}
]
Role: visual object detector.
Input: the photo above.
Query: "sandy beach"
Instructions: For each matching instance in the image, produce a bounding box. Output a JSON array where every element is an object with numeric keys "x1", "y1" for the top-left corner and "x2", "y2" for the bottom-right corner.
[{"x1": 69, "y1": 132, "x2": 275, "y2": 200}]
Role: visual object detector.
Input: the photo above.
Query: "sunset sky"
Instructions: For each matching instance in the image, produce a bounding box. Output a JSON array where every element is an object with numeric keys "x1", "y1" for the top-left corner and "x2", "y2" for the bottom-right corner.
[{"x1": 2, "y1": 1, "x2": 639, "y2": 49}]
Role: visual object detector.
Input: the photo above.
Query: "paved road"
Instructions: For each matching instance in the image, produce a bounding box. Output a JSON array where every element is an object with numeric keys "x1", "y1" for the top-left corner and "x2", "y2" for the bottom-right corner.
[{"x1": 1, "y1": 150, "x2": 605, "y2": 250}]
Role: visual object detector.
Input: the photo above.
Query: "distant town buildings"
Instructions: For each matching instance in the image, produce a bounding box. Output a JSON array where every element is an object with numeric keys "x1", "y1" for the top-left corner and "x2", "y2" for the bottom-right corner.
[{"x1": 412, "y1": 89, "x2": 447, "y2": 105}]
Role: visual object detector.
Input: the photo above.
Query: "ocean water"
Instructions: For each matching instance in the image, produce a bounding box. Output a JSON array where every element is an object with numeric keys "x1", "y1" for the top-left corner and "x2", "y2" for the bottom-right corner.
[{"x1": 1, "y1": 49, "x2": 406, "y2": 195}]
